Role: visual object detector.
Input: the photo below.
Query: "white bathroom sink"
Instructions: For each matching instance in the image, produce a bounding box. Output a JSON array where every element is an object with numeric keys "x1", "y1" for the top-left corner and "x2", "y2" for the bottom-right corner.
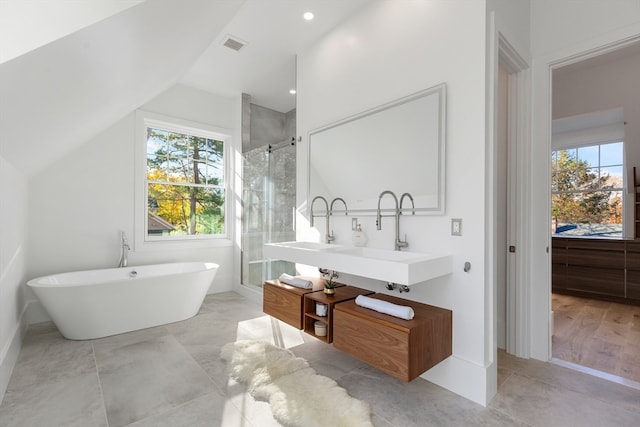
[
  {"x1": 268, "y1": 241, "x2": 338, "y2": 251},
  {"x1": 334, "y1": 247, "x2": 429, "y2": 262},
  {"x1": 263, "y1": 241, "x2": 452, "y2": 285}
]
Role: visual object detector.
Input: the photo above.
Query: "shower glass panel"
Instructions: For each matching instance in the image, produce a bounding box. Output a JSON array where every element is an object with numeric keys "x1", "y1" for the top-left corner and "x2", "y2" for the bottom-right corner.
[{"x1": 242, "y1": 142, "x2": 296, "y2": 288}]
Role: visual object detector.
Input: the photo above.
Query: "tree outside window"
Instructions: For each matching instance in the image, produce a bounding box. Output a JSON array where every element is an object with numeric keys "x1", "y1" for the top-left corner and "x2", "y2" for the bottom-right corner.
[
  {"x1": 551, "y1": 141, "x2": 623, "y2": 238},
  {"x1": 145, "y1": 126, "x2": 225, "y2": 238}
]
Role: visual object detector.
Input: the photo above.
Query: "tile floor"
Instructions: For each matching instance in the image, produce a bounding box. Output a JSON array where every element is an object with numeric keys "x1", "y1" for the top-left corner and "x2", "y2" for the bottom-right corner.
[{"x1": 1, "y1": 291, "x2": 639, "y2": 426}]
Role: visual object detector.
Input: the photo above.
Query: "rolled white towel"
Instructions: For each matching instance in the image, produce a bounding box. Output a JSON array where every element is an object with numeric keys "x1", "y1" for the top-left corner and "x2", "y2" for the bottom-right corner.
[
  {"x1": 355, "y1": 295, "x2": 415, "y2": 320},
  {"x1": 278, "y1": 273, "x2": 313, "y2": 289}
]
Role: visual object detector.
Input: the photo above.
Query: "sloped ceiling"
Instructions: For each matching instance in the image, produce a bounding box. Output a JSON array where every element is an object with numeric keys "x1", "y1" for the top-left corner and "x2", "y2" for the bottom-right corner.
[
  {"x1": 180, "y1": 0, "x2": 372, "y2": 113},
  {"x1": 0, "y1": 0, "x2": 145, "y2": 64},
  {"x1": 0, "y1": 0, "x2": 244, "y2": 176}
]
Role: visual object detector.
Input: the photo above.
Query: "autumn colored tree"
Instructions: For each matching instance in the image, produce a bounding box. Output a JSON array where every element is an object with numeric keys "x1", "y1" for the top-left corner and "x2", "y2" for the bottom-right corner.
[
  {"x1": 552, "y1": 150, "x2": 621, "y2": 227},
  {"x1": 146, "y1": 128, "x2": 225, "y2": 235}
]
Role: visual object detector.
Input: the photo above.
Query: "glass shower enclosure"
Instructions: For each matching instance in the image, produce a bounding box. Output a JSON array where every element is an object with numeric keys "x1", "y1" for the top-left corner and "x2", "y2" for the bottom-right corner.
[{"x1": 241, "y1": 141, "x2": 296, "y2": 288}]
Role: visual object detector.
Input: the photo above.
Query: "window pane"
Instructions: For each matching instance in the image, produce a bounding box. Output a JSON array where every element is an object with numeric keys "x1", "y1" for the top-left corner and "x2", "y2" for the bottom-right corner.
[
  {"x1": 557, "y1": 148, "x2": 576, "y2": 164},
  {"x1": 147, "y1": 184, "x2": 225, "y2": 236},
  {"x1": 204, "y1": 160, "x2": 224, "y2": 185},
  {"x1": 551, "y1": 140, "x2": 624, "y2": 239},
  {"x1": 206, "y1": 139, "x2": 224, "y2": 158},
  {"x1": 600, "y1": 141, "x2": 623, "y2": 167},
  {"x1": 147, "y1": 128, "x2": 167, "y2": 155},
  {"x1": 577, "y1": 145, "x2": 599, "y2": 167},
  {"x1": 144, "y1": 122, "x2": 226, "y2": 240},
  {"x1": 552, "y1": 190, "x2": 622, "y2": 238},
  {"x1": 577, "y1": 167, "x2": 600, "y2": 191},
  {"x1": 600, "y1": 166, "x2": 623, "y2": 189},
  {"x1": 146, "y1": 155, "x2": 167, "y2": 181}
]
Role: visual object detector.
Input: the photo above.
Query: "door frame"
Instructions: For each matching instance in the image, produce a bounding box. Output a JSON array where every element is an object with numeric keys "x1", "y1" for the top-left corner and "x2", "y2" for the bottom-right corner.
[
  {"x1": 500, "y1": 35, "x2": 531, "y2": 357},
  {"x1": 487, "y1": 13, "x2": 532, "y2": 362}
]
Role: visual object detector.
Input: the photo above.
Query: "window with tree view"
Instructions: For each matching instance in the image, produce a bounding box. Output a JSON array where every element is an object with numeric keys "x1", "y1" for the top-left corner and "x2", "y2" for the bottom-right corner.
[
  {"x1": 551, "y1": 141, "x2": 623, "y2": 238},
  {"x1": 145, "y1": 125, "x2": 226, "y2": 239}
]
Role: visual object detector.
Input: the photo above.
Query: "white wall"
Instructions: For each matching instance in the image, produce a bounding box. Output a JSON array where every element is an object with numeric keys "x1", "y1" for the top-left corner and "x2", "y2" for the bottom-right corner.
[
  {"x1": 529, "y1": 1, "x2": 640, "y2": 360},
  {"x1": 0, "y1": 156, "x2": 28, "y2": 402},
  {"x1": 297, "y1": 0, "x2": 491, "y2": 405},
  {"x1": 26, "y1": 84, "x2": 240, "y2": 315}
]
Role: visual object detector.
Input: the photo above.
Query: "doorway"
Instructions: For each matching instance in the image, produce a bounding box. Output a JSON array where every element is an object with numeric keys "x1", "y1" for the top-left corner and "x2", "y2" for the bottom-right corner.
[{"x1": 550, "y1": 40, "x2": 640, "y2": 384}]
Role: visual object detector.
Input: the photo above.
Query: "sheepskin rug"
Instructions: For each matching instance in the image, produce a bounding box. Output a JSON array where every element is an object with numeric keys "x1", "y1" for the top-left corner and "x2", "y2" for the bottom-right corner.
[{"x1": 221, "y1": 340, "x2": 373, "y2": 427}]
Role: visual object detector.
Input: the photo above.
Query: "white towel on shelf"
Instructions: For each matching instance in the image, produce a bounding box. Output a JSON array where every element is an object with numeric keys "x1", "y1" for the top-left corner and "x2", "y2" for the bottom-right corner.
[
  {"x1": 355, "y1": 295, "x2": 415, "y2": 320},
  {"x1": 278, "y1": 273, "x2": 313, "y2": 289}
]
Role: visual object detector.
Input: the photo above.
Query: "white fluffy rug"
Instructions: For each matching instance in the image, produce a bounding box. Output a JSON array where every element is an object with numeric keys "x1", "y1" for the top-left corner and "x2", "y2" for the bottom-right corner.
[{"x1": 221, "y1": 340, "x2": 373, "y2": 427}]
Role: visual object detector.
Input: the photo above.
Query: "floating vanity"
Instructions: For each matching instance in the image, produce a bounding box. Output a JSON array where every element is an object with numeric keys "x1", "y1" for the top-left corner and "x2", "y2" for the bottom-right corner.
[
  {"x1": 263, "y1": 241, "x2": 452, "y2": 285},
  {"x1": 262, "y1": 278, "x2": 452, "y2": 382}
]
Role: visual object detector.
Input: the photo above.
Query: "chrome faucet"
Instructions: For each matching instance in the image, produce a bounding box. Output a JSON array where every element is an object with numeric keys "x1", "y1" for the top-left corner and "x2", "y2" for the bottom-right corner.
[
  {"x1": 328, "y1": 197, "x2": 348, "y2": 242},
  {"x1": 376, "y1": 190, "x2": 408, "y2": 251},
  {"x1": 399, "y1": 192, "x2": 415, "y2": 215},
  {"x1": 310, "y1": 196, "x2": 333, "y2": 243},
  {"x1": 118, "y1": 231, "x2": 130, "y2": 268}
]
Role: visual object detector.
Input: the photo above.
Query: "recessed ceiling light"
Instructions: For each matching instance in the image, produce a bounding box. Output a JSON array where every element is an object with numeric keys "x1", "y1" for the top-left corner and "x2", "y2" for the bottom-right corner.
[
  {"x1": 303, "y1": 12, "x2": 314, "y2": 21},
  {"x1": 289, "y1": 89, "x2": 297, "y2": 95}
]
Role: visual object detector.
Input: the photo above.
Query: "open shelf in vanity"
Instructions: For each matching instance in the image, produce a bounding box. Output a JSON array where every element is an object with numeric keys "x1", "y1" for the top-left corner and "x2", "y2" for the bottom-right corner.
[{"x1": 303, "y1": 286, "x2": 374, "y2": 343}]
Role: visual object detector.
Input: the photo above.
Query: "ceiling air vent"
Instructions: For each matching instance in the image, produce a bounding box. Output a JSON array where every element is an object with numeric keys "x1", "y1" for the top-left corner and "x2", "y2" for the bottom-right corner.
[{"x1": 222, "y1": 35, "x2": 246, "y2": 52}]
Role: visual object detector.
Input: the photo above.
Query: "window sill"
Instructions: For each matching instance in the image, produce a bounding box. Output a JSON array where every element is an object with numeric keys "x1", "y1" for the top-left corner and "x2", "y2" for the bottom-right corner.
[{"x1": 134, "y1": 237, "x2": 233, "y2": 252}]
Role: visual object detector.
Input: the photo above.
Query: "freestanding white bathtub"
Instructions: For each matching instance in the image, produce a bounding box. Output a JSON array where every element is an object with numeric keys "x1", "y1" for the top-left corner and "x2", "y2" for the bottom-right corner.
[{"x1": 27, "y1": 262, "x2": 219, "y2": 340}]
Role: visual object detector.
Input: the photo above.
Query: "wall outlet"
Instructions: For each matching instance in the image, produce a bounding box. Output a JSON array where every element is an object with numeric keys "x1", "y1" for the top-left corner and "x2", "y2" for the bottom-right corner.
[{"x1": 451, "y1": 218, "x2": 462, "y2": 236}]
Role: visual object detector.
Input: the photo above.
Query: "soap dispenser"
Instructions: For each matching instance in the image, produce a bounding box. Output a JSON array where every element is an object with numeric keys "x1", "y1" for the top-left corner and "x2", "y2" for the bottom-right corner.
[{"x1": 352, "y1": 224, "x2": 367, "y2": 247}]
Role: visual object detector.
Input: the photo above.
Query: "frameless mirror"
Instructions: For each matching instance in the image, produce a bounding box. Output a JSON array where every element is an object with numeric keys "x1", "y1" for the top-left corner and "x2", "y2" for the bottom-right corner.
[{"x1": 308, "y1": 83, "x2": 446, "y2": 215}]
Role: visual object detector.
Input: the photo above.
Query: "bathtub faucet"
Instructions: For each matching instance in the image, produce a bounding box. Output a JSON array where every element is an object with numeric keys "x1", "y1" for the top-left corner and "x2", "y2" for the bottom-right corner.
[{"x1": 118, "y1": 232, "x2": 130, "y2": 268}]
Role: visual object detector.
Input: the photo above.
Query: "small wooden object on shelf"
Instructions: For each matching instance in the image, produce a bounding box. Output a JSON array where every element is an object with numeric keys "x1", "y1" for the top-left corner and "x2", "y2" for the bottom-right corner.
[{"x1": 303, "y1": 285, "x2": 374, "y2": 343}]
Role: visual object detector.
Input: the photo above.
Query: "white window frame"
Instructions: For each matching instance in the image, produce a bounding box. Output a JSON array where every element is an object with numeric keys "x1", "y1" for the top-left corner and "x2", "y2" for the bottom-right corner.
[
  {"x1": 551, "y1": 140, "x2": 625, "y2": 238},
  {"x1": 551, "y1": 109, "x2": 628, "y2": 239},
  {"x1": 135, "y1": 110, "x2": 232, "y2": 251}
]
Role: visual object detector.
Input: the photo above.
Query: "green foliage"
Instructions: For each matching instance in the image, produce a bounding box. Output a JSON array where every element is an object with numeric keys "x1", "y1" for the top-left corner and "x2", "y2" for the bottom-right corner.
[
  {"x1": 551, "y1": 150, "x2": 621, "y2": 225},
  {"x1": 146, "y1": 128, "x2": 225, "y2": 235}
]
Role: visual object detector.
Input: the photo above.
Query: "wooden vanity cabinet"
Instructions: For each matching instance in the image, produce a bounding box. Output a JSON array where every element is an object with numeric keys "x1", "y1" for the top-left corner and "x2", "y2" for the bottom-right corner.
[
  {"x1": 333, "y1": 294, "x2": 452, "y2": 382},
  {"x1": 262, "y1": 277, "x2": 328, "y2": 329}
]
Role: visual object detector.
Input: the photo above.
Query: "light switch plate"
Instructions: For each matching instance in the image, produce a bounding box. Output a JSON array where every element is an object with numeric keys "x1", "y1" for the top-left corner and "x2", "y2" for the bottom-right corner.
[{"x1": 451, "y1": 218, "x2": 462, "y2": 236}]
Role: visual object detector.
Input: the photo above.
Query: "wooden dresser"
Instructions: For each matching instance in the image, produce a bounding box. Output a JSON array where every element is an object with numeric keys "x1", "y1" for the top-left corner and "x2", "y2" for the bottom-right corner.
[
  {"x1": 333, "y1": 293, "x2": 452, "y2": 382},
  {"x1": 552, "y1": 237, "x2": 640, "y2": 304}
]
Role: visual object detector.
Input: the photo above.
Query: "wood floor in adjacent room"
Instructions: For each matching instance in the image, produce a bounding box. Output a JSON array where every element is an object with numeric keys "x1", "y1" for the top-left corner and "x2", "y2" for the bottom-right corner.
[{"x1": 552, "y1": 293, "x2": 640, "y2": 383}]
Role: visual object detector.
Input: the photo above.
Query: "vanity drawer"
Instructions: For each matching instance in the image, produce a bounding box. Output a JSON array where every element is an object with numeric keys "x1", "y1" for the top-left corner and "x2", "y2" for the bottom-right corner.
[
  {"x1": 263, "y1": 278, "x2": 326, "y2": 329},
  {"x1": 334, "y1": 308, "x2": 411, "y2": 379},
  {"x1": 333, "y1": 294, "x2": 452, "y2": 382}
]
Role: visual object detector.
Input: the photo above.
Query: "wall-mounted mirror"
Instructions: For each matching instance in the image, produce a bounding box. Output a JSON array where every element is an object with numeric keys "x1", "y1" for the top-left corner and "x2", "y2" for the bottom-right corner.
[{"x1": 308, "y1": 83, "x2": 446, "y2": 215}]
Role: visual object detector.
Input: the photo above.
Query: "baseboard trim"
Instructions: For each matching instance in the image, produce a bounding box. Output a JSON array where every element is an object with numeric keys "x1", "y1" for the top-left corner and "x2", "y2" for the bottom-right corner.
[
  {"x1": 551, "y1": 357, "x2": 640, "y2": 391},
  {"x1": 0, "y1": 301, "x2": 32, "y2": 405},
  {"x1": 421, "y1": 355, "x2": 493, "y2": 406}
]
